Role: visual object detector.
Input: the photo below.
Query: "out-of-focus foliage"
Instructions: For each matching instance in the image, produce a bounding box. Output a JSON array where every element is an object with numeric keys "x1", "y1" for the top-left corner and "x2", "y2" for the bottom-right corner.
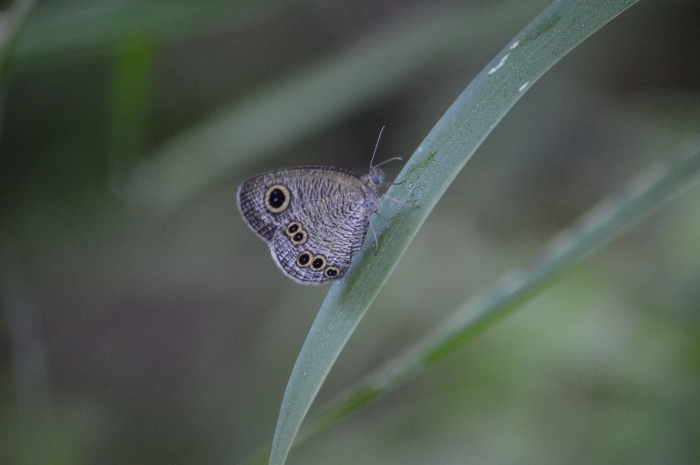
[{"x1": 1, "y1": 1, "x2": 699, "y2": 465}]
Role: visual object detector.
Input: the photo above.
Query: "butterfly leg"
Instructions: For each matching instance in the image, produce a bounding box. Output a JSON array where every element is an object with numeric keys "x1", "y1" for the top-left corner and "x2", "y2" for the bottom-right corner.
[{"x1": 368, "y1": 215, "x2": 380, "y2": 255}]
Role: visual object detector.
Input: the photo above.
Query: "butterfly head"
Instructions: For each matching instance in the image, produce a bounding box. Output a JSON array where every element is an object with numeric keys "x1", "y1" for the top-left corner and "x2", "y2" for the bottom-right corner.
[
  {"x1": 364, "y1": 126, "x2": 403, "y2": 190},
  {"x1": 361, "y1": 165, "x2": 387, "y2": 189}
]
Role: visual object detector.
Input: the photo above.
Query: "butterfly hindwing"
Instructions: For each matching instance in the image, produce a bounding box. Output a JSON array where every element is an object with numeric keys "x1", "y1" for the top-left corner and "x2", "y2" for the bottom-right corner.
[{"x1": 270, "y1": 195, "x2": 370, "y2": 283}]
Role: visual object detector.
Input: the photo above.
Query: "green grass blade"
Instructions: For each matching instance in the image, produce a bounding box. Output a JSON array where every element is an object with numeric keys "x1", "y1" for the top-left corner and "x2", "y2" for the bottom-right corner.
[
  {"x1": 268, "y1": 1, "x2": 641, "y2": 465},
  {"x1": 293, "y1": 147, "x2": 700, "y2": 451}
]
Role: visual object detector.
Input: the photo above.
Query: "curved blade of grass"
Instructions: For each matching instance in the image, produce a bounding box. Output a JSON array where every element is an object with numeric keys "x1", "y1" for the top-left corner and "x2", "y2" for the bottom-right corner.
[
  {"x1": 283, "y1": 147, "x2": 700, "y2": 457},
  {"x1": 268, "y1": 1, "x2": 641, "y2": 464}
]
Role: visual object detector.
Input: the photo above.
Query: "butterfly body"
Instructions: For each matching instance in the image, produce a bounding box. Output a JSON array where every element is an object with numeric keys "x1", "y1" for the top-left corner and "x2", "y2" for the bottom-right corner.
[{"x1": 237, "y1": 166, "x2": 386, "y2": 284}]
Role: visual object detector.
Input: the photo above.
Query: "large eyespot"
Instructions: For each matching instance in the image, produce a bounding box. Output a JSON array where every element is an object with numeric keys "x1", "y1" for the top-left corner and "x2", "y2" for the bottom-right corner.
[
  {"x1": 324, "y1": 267, "x2": 341, "y2": 278},
  {"x1": 285, "y1": 222, "x2": 308, "y2": 245},
  {"x1": 310, "y1": 255, "x2": 327, "y2": 271},
  {"x1": 265, "y1": 184, "x2": 290, "y2": 213},
  {"x1": 296, "y1": 251, "x2": 312, "y2": 268}
]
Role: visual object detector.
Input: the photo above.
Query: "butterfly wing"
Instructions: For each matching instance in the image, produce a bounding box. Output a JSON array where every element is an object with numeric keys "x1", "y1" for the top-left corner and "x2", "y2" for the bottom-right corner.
[
  {"x1": 237, "y1": 170, "x2": 294, "y2": 242},
  {"x1": 237, "y1": 167, "x2": 374, "y2": 284},
  {"x1": 270, "y1": 192, "x2": 370, "y2": 283}
]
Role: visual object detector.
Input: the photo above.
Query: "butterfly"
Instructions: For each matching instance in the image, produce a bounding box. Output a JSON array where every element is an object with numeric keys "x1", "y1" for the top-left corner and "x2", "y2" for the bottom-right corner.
[{"x1": 237, "y1": 129, "x2": 416, "y2": 284}]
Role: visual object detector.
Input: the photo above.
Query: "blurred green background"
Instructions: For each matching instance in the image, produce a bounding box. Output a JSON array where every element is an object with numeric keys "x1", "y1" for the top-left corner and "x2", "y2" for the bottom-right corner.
[{"x1": 1, "y1": 1, "x2": 699, "y2": 464}]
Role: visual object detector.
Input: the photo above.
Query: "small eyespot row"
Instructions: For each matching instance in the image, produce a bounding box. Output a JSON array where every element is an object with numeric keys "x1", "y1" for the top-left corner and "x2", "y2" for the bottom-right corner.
[
  {"x1": 264, "y1": 184, "x2": 291, "y2": 213},
  {"x1": 285, "y1": 221, "x2": 308, "y2": 245},
  {"x1": 294, "y1": 251, "x2": 341, "y2": 279}
]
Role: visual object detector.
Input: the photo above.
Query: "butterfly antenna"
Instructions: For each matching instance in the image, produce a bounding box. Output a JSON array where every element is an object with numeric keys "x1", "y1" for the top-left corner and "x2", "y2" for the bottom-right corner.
[
  {"x1": 373, "y1": 156, "x2": 403, "y2": 169},
  {"x1": 369, "y1": 125, "x2": 385, "y2": 169}
]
